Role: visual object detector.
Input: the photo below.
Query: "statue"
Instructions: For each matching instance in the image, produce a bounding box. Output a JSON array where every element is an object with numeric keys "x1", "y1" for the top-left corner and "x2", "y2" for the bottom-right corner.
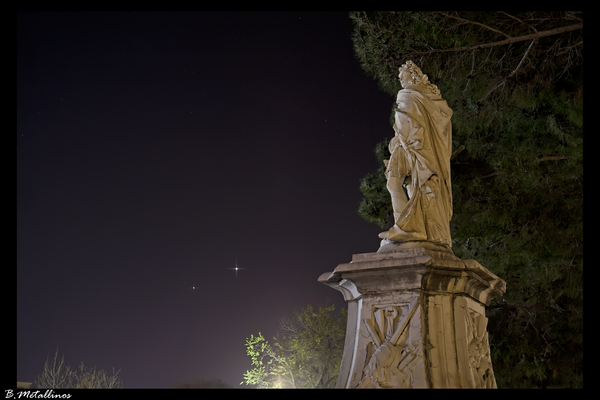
[
  {"x1": 379, "y1": 61, "x2": 454, "y2": 248},
  {"x1": 319, "y1": 70, "x2": 504, "y2": 386}
]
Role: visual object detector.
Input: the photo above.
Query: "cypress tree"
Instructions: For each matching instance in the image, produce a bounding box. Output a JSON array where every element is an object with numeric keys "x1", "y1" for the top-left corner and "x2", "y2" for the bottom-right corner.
[{"x1": 350, "y1": 11, "x2": 583, "y2": 388}]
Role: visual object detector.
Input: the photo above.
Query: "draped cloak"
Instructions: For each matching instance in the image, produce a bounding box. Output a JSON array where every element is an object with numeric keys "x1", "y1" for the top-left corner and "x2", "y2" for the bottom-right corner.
[{"x1": 384, "y1": 84, "x2": 453, "y2": 247}]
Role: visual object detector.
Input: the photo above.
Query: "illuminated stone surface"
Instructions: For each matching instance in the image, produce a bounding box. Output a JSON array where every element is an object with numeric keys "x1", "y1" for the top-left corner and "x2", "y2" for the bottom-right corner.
[
  {"x1": 319, "y1": 244, "x2": 505, "y2": 388},
  {"x1": 379, "y1": 61, "x2": 454, "y2": 248}
]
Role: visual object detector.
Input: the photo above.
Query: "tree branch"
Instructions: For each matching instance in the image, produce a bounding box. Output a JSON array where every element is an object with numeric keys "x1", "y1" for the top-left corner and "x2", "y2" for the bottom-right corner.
[
  {"x1": 439, "y1": 12, "x2": 510, "y2": 38},
  {"x1": 479, "y1": 38, "x2": 536, "y2": 102},
  {"x1": 462, "y1": 50, "x2": 476, "y2": 94},
  {"x1": 537, "y1": 156, "x2": 569, "y2": 162},
  {"x1": 499, "y1": 11, "x2": 538, "y2": 33},
  {"x1": 450, "y1": 145, "x2": 465, "y2": 160},
  {"x1": 409, "y1": 23, "x2": 583, "y2": 56},
  {"x1": 556, "y1": 40, "x2": 583, "y2": 56},
  {"x1": 508, "y1": 38, "x2": 536, "y2": 79},
  {"x1": 481, "y1": 171, "x2": 501, "y2": 179}
]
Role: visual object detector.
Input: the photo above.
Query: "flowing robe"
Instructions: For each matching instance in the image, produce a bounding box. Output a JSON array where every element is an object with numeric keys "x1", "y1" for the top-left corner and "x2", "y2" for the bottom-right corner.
[{"x1": 384, "y1": 84, "x2": 453, "y2": 247}]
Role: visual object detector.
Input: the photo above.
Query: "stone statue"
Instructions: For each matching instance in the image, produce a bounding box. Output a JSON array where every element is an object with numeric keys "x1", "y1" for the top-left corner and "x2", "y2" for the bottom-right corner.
[{"x1": 379, "y1": 61, "x2": 454, "y2": 248}]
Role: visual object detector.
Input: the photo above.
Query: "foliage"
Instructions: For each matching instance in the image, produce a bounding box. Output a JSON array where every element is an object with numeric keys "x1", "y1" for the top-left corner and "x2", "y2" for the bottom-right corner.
[
  {"x1": 35, "y1": 349, "x2": 122, "y2": 389},
  {"x1": 241, "y1": 304, "x2": 347, "y2": 388},
  {"x1": 350, "y1": 11, "x2": 582, "y2": 388},
  {"x1": 358, "y1": 140, "x2": 393, "y2": 228}
]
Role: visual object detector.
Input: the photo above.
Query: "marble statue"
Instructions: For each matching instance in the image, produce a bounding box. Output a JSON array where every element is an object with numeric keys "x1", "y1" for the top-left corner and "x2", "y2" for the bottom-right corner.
[
  {"x1": 318, "y1": 61, "x2": 505, "y2": 388},
  {"x1": 379, "y1": 61, "x2": 454, "y2": 248}
]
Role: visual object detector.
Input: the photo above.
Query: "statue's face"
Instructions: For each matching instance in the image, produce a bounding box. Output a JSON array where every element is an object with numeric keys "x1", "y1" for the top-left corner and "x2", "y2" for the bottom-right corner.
[{"x1": 399, "y1": 69, "x2": 410, "y2": 88}]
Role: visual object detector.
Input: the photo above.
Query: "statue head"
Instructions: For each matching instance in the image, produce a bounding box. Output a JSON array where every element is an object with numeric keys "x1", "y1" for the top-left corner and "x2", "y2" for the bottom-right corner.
[{"x1": 399, "y1": 61, "x2": 441, "y2": 95}]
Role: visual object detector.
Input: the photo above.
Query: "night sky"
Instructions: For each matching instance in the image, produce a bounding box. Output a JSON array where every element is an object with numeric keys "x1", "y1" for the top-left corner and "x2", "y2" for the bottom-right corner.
[{"x1": 17, "y1": 12, "x2": 396, "y2": 388}]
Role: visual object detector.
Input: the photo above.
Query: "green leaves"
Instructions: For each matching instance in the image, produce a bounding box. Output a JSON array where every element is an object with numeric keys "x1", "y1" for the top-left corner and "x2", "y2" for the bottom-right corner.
[
  {"x1": 241, "y1": 332, "x2": 295, "y2": 388},
  {"x1": 241, "y1": 305, "x2": 347, "y2": 388}
]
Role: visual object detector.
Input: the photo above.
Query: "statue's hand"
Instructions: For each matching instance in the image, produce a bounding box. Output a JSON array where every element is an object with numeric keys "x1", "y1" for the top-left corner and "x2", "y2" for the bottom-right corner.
[{"x1": 383, "y1": 160, "x2": 389, "y2": 167}]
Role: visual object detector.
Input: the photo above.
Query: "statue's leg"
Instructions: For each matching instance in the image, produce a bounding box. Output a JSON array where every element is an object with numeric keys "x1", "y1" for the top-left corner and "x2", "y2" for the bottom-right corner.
[
  {"x1": 387, "y1": 174, "x2": 408, "y2": 222},
  {"x1": 404, "y1": 175, "x2": 414, "y2": 199}
]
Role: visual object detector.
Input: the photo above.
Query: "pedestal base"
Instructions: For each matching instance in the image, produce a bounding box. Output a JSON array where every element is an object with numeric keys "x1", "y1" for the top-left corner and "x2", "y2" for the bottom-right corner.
[{"x1": 318, "y1": 246, "x2": 506, "y2": 388}]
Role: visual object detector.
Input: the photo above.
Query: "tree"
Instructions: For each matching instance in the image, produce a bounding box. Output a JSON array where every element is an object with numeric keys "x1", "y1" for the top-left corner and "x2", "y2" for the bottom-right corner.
[
  {"x1": 350, "y1": 11, "x2": 582, "y2": 388},
  {"x1": 241, "y1": 304, "x2": 347, "y2": 388},
  {"x1": 35, "y1": 349, "x2": 123, "y2": 389}
]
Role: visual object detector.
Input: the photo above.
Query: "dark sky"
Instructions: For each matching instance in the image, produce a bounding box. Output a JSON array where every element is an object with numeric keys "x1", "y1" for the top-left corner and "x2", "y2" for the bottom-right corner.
[{"x1": 17, "y1": 11, "x2": 396, "y2": 388}]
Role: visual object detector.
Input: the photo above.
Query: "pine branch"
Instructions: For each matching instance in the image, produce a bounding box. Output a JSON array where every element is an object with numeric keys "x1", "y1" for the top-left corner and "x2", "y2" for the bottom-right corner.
[
  {"x1": 537, "y1": 156, "x2": 569, "y2": 162},
  {"x1": 498, "y1": 11, "x2": 538, "y2": 33},
  {"x1": 481, "y1": 171, "x2": 502, "y2": 179},
  {"x1": 439, "y1": 12, "x2": 511, "y2": 38},
  {"x1": 450, "y1": 145, "x2": 465, "y2": 160},
  {"x1": 408, "y1": 23, "x2": 583, "y2": 56},
  {"x1": 479, "y1": 38, "x2": 537, "y2": 102},
  {"x1": 556, "y1": 40, "x2": 583, "y2": 56}
]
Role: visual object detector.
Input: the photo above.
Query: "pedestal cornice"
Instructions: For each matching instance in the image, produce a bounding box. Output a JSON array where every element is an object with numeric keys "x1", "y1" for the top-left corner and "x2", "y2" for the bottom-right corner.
[{"x1": 318, "y1": 247, "x2": 505, "y2": 306}]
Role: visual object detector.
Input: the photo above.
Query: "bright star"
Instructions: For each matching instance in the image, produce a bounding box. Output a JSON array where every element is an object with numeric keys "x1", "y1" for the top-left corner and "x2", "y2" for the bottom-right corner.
[{"x1": 227, "y1": 260, "x2": 246, "y2": 279}]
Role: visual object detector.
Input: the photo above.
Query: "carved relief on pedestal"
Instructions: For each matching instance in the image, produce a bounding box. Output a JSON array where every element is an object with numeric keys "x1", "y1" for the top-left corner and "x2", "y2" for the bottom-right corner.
[
  {"x1": 319, "y1": 250, "x2": 505, "y2": 388},
  {"x1": 358, "y1": 301, "x2": 425, "y2": 388},
  {"x1": 455, "y1": 296, "x2": 497, "y2": 388},
  {"x1": 466, "y1": 308, "x2": 495, "y2": 387}
]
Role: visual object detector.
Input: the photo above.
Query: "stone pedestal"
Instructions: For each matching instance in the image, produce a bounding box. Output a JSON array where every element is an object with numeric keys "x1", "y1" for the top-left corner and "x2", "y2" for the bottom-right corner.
[{"x1": 318, "y1": 242, "x2": 506, "y2": 388}]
